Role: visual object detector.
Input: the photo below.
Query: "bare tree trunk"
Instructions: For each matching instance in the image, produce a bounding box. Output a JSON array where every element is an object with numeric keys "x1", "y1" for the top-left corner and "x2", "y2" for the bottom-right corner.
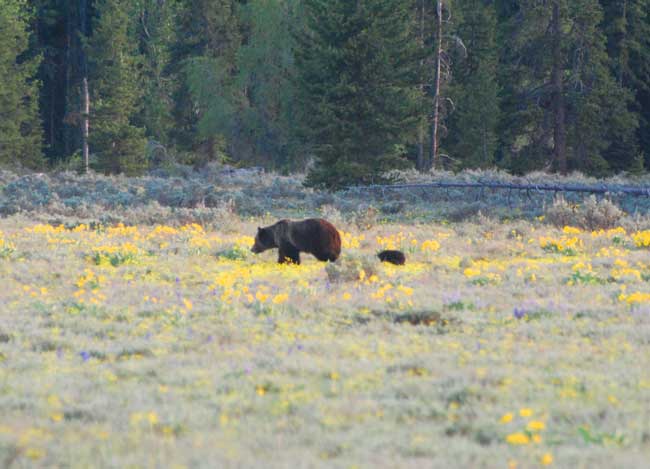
[
  {"x1": 416, "y1": 0, "x2": 425, "y2": 171},
  {"x1": 551, "y1": 1, "x2": 567, "y2": 174},
  {"x1": 64, "y1": 4, "x2": 72, "y2": 156},
  {"x1": 80, "y1": 0, "x2": 89, "y2": 173},
  {"x1": 430, "y1": 0, "x2": 443, "y2": 171},
  {"x1": 82, "y1": 77, "x2": 90, "y2": 173}
]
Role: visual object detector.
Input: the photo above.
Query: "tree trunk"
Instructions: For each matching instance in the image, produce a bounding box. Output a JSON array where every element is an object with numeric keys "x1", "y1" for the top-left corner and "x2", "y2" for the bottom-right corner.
[
  {"x1": 82, "y1": 77, "x2": 90, "y2": 173},
  {"x1": 551, "y1": 1, "x2": 567, "y2": 174},
  {"x1": 207, "y1": 137, "x2": 216, "y2": 164},
  {"x1": 64, "y1": 3, "x2": 72, "y2": 156},
  {"x1": 430, "y1": 0, "x2": 443, "y2": 171},
  {"x1": 80, "y1": 0, "x2": 89, "y2": 173},
  {"x1": 416, "y1": 0, "x2": 425, "y2": 171}
]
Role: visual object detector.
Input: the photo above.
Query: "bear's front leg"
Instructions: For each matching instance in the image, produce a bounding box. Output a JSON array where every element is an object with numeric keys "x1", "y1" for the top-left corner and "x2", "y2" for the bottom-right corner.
[{"x1": 278, "y1": 243, "x2": 300, "y2": 265}]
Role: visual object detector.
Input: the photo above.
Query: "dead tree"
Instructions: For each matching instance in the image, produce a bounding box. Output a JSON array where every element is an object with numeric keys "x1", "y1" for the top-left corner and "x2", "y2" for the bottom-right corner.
[
  {"x1": 416, "y1": 0, "x2": 426, "y2": 171},
  {"x1": 82, "y1": 77, "x2": 90, "y2": 173},
  {"x1": 551, "y1": 1, "x2": 567, "y2": 175},
  {"x1": 430, "y1": 0, "x2": 443, "y2": 171},
  {"x1": 81, "y1": 0, "x2": 90, "y2": 173}
]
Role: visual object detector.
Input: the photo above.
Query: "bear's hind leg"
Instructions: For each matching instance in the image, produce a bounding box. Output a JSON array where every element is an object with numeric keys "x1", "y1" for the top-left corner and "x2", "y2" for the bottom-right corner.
[{"x1": 313, "y1": 251, "x2": 336, "y2": 262}]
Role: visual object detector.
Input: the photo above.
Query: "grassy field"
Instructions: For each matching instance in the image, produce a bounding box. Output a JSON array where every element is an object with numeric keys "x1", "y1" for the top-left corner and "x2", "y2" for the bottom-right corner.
[{"x1": 1, "y1": 216, "x2": 650, "y2": 468}]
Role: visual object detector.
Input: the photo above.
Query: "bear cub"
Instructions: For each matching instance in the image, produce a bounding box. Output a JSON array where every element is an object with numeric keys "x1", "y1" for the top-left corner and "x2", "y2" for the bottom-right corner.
[
  {"x1": 377, "y1": 249, "x2": 406, "y2": 265},
  {"x1": 251, "y1": 218, "x2": 341, "y2": 265}
]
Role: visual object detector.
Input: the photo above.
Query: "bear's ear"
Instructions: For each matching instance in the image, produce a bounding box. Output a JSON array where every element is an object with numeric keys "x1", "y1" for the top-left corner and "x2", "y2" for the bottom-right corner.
[{"x1": 257, "y1": 227, "x2": 271, "y2": 243}]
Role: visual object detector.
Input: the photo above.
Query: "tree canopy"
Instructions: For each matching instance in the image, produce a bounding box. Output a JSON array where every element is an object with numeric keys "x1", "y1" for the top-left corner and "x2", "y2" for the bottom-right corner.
[{"x1": 0, "y1": 0, "x2": 648, "y2": 187}]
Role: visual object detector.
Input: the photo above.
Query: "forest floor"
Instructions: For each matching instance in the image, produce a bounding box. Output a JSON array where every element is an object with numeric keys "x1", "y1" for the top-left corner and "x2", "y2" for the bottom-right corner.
[{"x1": 1, "y1": 216, "x2": 650, "y2": 468}]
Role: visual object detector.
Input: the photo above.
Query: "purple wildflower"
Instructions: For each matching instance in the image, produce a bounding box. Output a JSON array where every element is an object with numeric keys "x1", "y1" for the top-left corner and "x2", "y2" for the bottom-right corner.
[{"x1": 513, "y1": 307, "x2": 526, "y2": 320}]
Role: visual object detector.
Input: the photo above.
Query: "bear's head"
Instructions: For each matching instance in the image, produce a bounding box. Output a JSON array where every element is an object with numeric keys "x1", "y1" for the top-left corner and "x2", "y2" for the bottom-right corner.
[{"x1": 251, "y1": 227, "x2": 276, "y2": 253}]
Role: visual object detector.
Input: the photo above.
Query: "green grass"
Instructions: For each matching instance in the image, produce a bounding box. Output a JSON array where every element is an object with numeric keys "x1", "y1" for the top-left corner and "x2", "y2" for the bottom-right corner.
[{"x1": 0, "y1": 219, "x2": 649, "y2": 468}]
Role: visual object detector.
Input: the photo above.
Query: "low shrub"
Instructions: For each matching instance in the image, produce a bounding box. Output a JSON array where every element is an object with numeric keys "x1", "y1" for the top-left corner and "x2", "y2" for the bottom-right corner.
[
  {"x1": 325, "y1": 255, "x2": 376, "y2": 283},
  {"x1": 545, "y1": 195, "x2": 624, "y2": 231}
]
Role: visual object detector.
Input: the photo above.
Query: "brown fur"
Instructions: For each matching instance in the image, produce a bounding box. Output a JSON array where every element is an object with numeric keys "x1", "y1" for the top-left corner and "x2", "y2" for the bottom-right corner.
[
  {"x1": 251, "y1": 218, "x2": 341, "y2": 264},
  {"x1": 377, "y1": 250, "x2": 406, "y2": 265}
]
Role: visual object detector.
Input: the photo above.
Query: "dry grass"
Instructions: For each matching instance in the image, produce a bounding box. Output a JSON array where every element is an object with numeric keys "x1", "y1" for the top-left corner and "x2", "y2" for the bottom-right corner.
[{"x1": 1, "y1": 218, "x2": 650, "y2": 468}]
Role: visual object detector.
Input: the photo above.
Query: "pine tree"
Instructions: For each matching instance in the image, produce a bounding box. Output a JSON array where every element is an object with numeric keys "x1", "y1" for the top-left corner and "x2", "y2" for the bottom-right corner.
[
  {"x1": 172, "y1": 0, "x2": 241, "y2": 164},
  {"x1": 296, "y1": 0, "x2": 422, "y2": 188},
  {"x1": 87, "y1": 0, "x2": 147, "y2": 174},
  {"x1": 414, "y1": 0, "x2": 431, "y2": 171},
  {"x1": 234, "y1": 0, "x2": 301, "y2": 169},
  {"x1": 410, "y1": 0, "x2": 455, "y2": 172},
  {"x1": 16, "y1": 0, "x2": 650, "y2": 176},
  {"x1": 136, "y1": 0, "x2": 178, "y2": 147},
  {"x1": 0, "y1": 0, "x2": 43, "y2": 168},
  {"x1": 496, "y1": 0, "x2": 638, "y2": 175},
  {"x1": 571, "y1": 0, "x2": 640, "y2": 173},
  {"x1": 445, "y1": 0, "x2": 500, "y2": 169},
  {"x1": 496, "y1": 0, "x2": 568, "y2": 173},
  {"x1": 32, "y1": 0, "x2": 93, "y2": 164},
  {"x1": 430, "y1": 0, "x2": 444, "y2": 170},
  {"x1": 600, "y1": 0, "x2": 650, "y2": 169}
]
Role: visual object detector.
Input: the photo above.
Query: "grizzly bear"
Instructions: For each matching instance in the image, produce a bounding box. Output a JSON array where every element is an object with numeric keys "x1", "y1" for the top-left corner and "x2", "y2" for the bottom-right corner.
[
  {"x1": 251, "y1": 218, "x2": 341, "y2": 265},
  {"x1": 378, "y1": 249, "x2": 406, "y2": 265}
]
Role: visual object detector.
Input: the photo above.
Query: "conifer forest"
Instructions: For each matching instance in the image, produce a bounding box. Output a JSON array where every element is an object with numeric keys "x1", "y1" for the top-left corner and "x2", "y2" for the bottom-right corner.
[{"x1": 1, "y1": 0, "x2": 649, "y2": 187}]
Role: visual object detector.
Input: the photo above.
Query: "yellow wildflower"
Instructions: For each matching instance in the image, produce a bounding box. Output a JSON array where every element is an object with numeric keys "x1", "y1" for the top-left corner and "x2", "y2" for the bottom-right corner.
[
  {"x1": 420, "y1": 239, "x2": 441, "y2": 252},
  {"x1": 506, "y1": 433, "x2": 530, "y2": 445},
  {"x1": 272, "y1": 293, "x2": 289, "y2": 304},
  {"x1": 519, "y1": 408, "x2": 533, "y2": 417},
  {"x1": 527, "y1": 420, "x2": 545, "y2": 431},
  {"x1": 633, "y1": 230, "x2": 650, "y2": 247},
  {"x1": 499, "y1": 412, "x2": 513, "y2": 424},
  {"x1": 541, "y1": 453, "x2": 553, "y2": 466},
  {"x1": 256, "y1": 291, "x2": 269, "y2": 303},
  {"x1": 25, "y1": 448, "x2": 45, "y2": 460},
  {"x1": 562, "y1": 226, "x2": 581, "y2": 234},
  {"x1": 463, "y1": 267, "x2": 481, "y2": 278}
]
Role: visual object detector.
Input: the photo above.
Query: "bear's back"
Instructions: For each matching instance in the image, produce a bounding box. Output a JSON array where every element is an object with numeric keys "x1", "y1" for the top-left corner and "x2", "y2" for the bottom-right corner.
[{"x1": 289, "y1": 218, "x2": 341, "y2": 261}]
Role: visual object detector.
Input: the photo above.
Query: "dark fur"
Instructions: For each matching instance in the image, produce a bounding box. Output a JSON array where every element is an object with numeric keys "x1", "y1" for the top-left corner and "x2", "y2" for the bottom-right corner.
[
  {"x1": 251, "y1": 218, "x2": 341, "y2": 265},
  {"x1": 377, "y1": 250, "x2": 406, "y2": 265}
]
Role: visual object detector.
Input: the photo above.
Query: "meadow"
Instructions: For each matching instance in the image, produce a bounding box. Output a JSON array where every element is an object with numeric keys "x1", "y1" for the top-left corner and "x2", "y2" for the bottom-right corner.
[{"x1": 1, "y1": 209, "x2": 650, "y2": 468}]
